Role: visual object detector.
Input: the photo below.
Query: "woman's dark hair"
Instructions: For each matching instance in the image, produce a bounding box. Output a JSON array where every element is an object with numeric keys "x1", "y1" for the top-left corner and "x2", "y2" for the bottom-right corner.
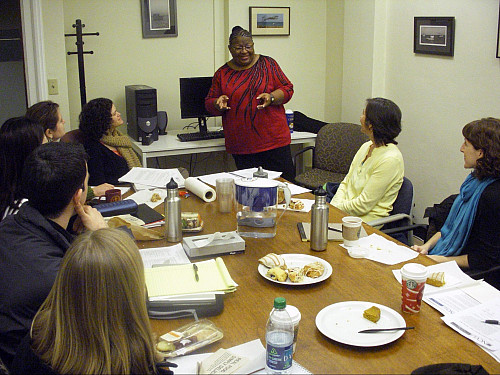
[
  {"x1": 79, "y1": 98, "x2": 113, "y2": 140},
  {"x1": 365, "y1": 97, "x2": 402, "y2": 145},
  {"x1": 229, "y1": 26, "x2": 252, "y2": 45},
  {"x1": 26, "y1": 101, "x2": 60, "y2": 132},
  {"x1": 0, "y1": 116, "x2": 45, "y2": 219},
  {"x1": 462, "y1": 117, "x2": 500, "y2": 180}
]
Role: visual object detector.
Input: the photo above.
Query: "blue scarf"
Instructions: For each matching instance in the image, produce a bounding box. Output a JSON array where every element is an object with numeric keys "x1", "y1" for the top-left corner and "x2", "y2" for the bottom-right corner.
[{"x1": 429, "y1": 174, "x2": 497, "y2": 257}]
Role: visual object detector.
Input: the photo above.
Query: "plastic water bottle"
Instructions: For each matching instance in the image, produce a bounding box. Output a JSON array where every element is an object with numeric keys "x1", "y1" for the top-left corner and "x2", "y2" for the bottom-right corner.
[{"x1": 266, "y1": 297, "x2": 293, "y2": 374}]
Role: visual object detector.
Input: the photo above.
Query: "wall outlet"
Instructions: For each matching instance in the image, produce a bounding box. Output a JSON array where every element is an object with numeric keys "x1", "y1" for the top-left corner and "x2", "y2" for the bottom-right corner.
[{"x1": 48, "y1": 79, "x2": 58, "y2": 95}]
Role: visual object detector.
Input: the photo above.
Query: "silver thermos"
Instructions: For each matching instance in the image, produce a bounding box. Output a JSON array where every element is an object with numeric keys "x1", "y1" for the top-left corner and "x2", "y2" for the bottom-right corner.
[
  {"x1": 165, "y1": 177, "x2": 182, "y2": 242},
  {"x1": 310, "y1": 186, "x2": 329, "y2": 251}
]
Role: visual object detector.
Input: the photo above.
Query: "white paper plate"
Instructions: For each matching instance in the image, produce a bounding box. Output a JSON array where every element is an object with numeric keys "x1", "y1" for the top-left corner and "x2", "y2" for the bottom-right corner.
[
  {"x1": 315, "y1": 301, "x2": 406, "y2": 347},
  {"x1": 258, "y1": 254, "x2": 332, "y2": 285}
]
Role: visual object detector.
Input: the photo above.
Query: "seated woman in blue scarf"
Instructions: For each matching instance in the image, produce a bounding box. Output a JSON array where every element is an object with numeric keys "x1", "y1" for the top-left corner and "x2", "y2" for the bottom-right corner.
[{"x1": 412, "y1": 117, "x2": 500, "y2": 271}]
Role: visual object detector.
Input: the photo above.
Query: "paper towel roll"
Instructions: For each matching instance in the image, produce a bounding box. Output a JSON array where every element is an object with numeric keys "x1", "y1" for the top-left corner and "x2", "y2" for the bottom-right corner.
[{"x1": 184, "y1": 177, "x2": 216, "y2": 202}]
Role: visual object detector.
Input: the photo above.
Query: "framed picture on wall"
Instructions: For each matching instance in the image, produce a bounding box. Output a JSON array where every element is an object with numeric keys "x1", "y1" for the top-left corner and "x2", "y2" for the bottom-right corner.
[
  {"x1": 249, "y1": 7, "x2": 290, "y2": 36},
  {"x1": 414, "y1": 17, "x2": 455, "y2": 56},
  {"x1": 497, "y1": 3, "x2": 500, "y2": 58},
  {"x1": 141, "y1": 0, "x2": 177, "y2": 38}
]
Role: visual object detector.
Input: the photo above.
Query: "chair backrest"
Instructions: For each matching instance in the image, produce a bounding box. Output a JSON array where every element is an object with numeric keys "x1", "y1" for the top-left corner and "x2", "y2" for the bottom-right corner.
[
  {"x1": 314, "y1": 123, "x2": 369, "y2": 174},
  {"x1": 60, "y1": 129, "x2": 87, "y2": 144},
  {"x1": 391, "y1": 177, "x2": 414, "y2": 217}
]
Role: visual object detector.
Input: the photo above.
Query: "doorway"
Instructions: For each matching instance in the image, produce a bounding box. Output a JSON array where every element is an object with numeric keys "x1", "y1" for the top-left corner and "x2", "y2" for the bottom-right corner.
[{"x1": 0, "y1": 0, "x2": 27, "y2": 124}]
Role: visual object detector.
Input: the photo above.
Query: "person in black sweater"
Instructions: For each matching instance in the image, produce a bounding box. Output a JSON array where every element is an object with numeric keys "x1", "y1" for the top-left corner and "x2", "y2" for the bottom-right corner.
[
  {"x1": 412, "y1": 118, "x2": 500, "y2": 272},
  {"x1": 79, "y1": 98, "x2": 142, "y2": 186},
  {"x1": 0, "y1": 143, "x2": 108, "y2": 370}
]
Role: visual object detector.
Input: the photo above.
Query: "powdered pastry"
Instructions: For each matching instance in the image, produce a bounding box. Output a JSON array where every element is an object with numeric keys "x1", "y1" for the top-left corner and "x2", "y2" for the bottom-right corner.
[{"x1": 259, "y1": 253, "x2": 287, "y2": 270}]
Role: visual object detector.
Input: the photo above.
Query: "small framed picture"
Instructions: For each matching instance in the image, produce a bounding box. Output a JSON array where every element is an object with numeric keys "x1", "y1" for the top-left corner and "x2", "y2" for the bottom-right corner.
[
  {"x1": 141, "y1": 0, "x2": 177, "y2": 38},
  {"x1": 414, "y1": 17, "x2": 455, "y2": 56},
  {"x1": 497, "y1": 4, "x2": 500, "y2": 58},
  {"x1": 249, "y1": 7, "x2": 290, "y2": 36}
]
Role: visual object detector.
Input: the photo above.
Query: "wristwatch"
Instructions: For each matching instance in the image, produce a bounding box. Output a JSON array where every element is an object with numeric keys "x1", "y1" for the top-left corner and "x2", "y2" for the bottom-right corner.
[{"x1": 269, "y1": 93, "x2": 275, "y2": 104}]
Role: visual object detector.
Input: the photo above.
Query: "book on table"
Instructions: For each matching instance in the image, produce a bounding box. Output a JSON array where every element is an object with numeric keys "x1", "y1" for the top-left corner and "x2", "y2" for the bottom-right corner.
[{"x1": 145, "y1": 257, "x2": 238, "y2": 301}]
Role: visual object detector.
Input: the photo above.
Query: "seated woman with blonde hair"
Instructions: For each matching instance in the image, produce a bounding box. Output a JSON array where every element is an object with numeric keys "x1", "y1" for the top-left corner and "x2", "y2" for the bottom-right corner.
[
  {"x1": 79, "y1": 98, "x2": 142, "y2": 186},
  {"x1": 11, "y1": 228, "x2": 175, "y2": 374},
  {"x1": 328, "y1": 97, "x2": 404, "y2": 223},
  {"x1": 412, "y1": 118, "x2": 500, "y2": 271}
]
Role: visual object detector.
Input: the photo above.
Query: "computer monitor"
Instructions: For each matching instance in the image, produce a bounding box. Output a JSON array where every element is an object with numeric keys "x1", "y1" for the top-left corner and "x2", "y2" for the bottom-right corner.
[{"x1": 179, "y1": 77, "x2": 215, "y2": 133}]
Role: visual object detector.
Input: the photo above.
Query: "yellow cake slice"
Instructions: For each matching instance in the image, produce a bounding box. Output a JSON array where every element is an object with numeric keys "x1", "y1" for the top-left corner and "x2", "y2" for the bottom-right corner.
[
  {"x1": 363, "y1": 306, "x2": 381, "y2": 323},
  {"x1": 426, "y1": 271, "x2": 445, "y2": 287}
]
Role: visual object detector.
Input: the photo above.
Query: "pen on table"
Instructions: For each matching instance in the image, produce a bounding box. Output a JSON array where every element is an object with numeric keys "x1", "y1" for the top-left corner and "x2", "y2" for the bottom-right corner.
[
  {"x1": 228, "y1": 171, "x2": 246, "y2": 178},
  {"x1": 328, "y1": 226, "x2": 342, "y2": 233},
  {"x1": 483, "y1": 320, "x2": 500, "y2": 325},
  {"x1": 193, "y1": 263, "x2": 199, "y2": 282}
]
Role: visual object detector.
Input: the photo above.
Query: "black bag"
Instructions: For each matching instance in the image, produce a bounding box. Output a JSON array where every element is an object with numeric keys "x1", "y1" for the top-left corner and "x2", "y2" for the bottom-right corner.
[
  {"x1": 423, "y1": 194, "x2": 458, "y2": 241},
  {"x1": 412, "y1": 363, "x2": 489, "y2": 375}
]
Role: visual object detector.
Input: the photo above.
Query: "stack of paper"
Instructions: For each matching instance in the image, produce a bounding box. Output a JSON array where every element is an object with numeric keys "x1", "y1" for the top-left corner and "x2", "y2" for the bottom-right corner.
[
  {"x1": 145, "y1": 257, "x2": 238, "y2": 300},
  {"x1": 118, "y1": 167, "x2": 185, "y2": 188},
  {"x1": 393, "y1": 261, "x2": 500, "y2": 363}
]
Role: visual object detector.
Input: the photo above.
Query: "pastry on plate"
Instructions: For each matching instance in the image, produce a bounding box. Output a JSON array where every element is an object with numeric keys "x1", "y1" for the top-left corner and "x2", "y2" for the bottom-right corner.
[
  {"x1": 303, "y1": 261, "x2": 325, "y2": 278},
  {"x1": 363, "y1": 306, "x2": 381, "y2": 323},
  {"x1": 151, "y1": 193, "x2": 162, "y2": 202},
  {"x1": 259, "y1": 253, "x2": 287, "y2": 270},
  {"x1": 288, "y1": 199, "x2": 305, "y2": 210},
  {"x1": 266, "y1": 267, "x2": 288, "y2": 282},
  {"x1": 426, "y1": 271, "x2": 445, "y2": 287},
  {"x1": 288, "y1": 267, "x2": 304, "y2": 283}
]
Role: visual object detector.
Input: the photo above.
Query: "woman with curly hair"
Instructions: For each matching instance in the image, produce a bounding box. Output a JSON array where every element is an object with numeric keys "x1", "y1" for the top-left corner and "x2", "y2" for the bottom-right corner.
[
  {"x1": 79, "y1": 98, "x2": 141, "y2": 185},
  {"x1": 10, "y1": 228, "x2": 175, "y2": 374},
  {"x1": 412, "y1": 117, "x2": 500, "y2": 271}
]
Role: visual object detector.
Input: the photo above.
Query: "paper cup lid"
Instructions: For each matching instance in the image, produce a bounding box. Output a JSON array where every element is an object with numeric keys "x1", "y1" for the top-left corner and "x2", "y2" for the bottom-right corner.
[
  {"x1": 401, "y1": 263, "x2": 428, "y2": 279},
  {"x1": 270, "y1": 305, "x2": 301, "y2": 324}
]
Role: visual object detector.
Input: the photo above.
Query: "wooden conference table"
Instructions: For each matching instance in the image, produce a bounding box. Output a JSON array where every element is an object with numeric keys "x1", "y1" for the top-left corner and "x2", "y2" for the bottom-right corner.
[{"x1": 137, "y1": 191, "x2": 500, "y2": 374}]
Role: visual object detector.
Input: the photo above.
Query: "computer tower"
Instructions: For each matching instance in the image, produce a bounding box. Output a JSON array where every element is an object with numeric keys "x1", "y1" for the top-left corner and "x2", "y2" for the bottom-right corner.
[{"x1": 125, "y1": 85, "x2": 158, "y2": 145}]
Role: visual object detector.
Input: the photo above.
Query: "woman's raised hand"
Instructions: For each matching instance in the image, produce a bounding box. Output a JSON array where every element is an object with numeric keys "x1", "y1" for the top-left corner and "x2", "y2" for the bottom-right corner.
[{"x1": 216, "y1": 95, "x2": 231, "y2": 111}]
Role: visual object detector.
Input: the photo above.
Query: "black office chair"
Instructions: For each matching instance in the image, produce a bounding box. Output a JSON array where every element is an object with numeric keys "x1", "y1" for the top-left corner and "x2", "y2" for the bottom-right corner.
[
  {"x1": 368, "y1": 177, "x2": 415, "y2": 246},
  {"x1": 467, "y1": 265, "x2": 500, "y2": 290}
]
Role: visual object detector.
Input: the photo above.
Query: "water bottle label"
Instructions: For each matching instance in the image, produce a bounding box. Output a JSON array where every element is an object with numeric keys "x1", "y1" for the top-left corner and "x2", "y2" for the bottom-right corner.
[{"x1": 266, "y1": 343, "x2": 293, "y2": 371}]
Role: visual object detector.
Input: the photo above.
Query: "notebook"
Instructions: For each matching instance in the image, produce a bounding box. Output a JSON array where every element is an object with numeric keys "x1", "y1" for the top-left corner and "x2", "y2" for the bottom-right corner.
[{"x1": 145, "y1": 257, "x2": 238, "y2": 300}]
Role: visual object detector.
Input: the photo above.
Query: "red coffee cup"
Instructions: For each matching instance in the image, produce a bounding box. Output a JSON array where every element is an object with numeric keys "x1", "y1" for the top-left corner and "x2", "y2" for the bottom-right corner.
[
  {"x1": 104, "y1": 188, "x2": 122, "y2": 203},
  {"x1": 401, "y1": 263, "x2": 428, "y2": 313}
]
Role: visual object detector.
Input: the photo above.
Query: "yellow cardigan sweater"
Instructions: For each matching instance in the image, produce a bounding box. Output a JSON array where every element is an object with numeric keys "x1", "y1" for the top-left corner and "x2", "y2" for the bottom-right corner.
[{"x1": 330, "y1": 141, "x2": 404, "y2": 222}]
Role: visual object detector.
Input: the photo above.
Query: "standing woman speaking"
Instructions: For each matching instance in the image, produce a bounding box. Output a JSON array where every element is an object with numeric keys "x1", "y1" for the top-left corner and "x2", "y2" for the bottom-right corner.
[{"x1": 205, "y1": 26, "x2": 296, "y2": 182}]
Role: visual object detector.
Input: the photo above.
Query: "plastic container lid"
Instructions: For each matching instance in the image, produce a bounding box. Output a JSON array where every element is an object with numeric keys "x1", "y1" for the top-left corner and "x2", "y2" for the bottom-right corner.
[{"x1": 401, "y1": 263, "x2": 428, "y2": 280}]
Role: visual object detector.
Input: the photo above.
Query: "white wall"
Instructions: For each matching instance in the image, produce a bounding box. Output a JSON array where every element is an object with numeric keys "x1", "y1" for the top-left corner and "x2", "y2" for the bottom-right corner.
[
  {"x1": 41, "y1": 0, "x2": 70, "y2": 130},
  {"x1": 341, "y1": 0, "x2": 500, "y2": 221},
  {"x1": 60, "y1": 0, "x2": 335, "y2": 129}
]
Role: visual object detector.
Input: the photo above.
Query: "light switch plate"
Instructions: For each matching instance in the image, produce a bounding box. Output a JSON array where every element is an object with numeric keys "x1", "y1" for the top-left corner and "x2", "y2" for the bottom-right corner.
[{"x1": 48, "y1": 79, "x2": 58, "y2": 95}]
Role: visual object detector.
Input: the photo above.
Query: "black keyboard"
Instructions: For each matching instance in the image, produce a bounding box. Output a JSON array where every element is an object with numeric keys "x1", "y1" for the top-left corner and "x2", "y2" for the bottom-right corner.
[{"x1": 177, "y1": 130, "x2": 224, "y2": 142}]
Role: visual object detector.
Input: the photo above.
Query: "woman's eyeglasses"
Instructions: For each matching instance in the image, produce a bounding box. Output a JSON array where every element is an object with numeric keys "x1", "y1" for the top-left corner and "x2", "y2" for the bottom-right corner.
[{"x1": 231, "y1": 44, "x2": 254, "y2": 53}]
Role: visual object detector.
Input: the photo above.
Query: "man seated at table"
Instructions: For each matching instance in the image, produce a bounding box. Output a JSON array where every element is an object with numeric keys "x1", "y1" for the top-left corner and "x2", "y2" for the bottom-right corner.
[{"x1": 0, "y1": 142, "x2": 108, "y2": 369}]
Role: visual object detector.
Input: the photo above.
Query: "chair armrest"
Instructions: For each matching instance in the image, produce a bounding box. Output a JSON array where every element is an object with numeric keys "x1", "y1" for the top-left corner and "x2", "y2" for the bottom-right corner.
[
  {"x1": 293, "y1": 145, "x2": 314, "y2": 165},
  {"x1": 367, "y1": 213, "x2": 412, "y2": 228},
  {"x1": 382, "y1": 224, "x2": 427, "y2": 235},
  {"x1": 467, "y1": 265, "x2": 500, "y2": 279}
]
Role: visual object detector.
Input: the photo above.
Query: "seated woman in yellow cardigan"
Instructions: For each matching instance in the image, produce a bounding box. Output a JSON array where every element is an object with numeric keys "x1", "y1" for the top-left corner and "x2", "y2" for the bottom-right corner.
[{"x1": 327, "y1": 97, "x2": 404, "y2": 223}]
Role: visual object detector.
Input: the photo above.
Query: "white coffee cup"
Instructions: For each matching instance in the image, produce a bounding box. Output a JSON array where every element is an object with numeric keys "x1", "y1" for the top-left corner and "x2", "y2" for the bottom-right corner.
[{"x1": 342, "y1": 216, "x2": 362, "y2": 246}]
